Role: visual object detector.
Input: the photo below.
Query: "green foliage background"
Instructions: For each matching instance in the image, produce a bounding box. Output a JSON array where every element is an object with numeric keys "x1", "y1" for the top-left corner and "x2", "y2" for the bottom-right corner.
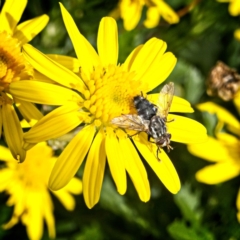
[{"x1": 0, "y1": 0, "x2": 240, "y2": 239}]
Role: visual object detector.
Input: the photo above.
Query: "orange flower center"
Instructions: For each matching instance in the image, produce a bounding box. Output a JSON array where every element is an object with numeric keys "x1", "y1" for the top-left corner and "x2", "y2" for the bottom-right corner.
[{"x1": 0, "y1": 32, "x2": 33, "y2": 93}]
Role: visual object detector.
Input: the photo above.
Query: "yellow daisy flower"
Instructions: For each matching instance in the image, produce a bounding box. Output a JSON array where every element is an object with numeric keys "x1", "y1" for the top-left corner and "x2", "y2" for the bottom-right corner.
[
  {"x1": 0, "y1": 142, "x2": 82, "y2": 240},
  {"x1": 188, "y1": 102, "x2": 240, "y2": 222},
  {"x1": 13, "y1": 4, "x2": 207, "y2": 209},
  {"x1": 0, "y1": 0, "x2": 49, "y2": 161},
  {"x1": 197, "y1": 101, "x2": 240, "y2": 134},
  {"x1": 110, "y1": 0, "x2": 179, "y2": 31},
  {"x1": 218, "y1": 0, "x2": 240, "y2": 16}
]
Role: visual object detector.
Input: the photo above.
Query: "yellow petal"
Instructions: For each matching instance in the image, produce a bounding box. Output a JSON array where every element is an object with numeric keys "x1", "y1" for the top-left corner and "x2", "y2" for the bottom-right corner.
[
  {"x1": 20, "y1": 119, "x2": 30, "y2": 128},
  {"x1": 168, "y1": 114, "x2": 207, "y2": 144},
  {"x1": 197, "y1": 102, "x2": 240, "y2": 131},
  {"x1": 23, "y1": 142, "x2": 36, "y2": 151},
  {"x1": 22, "y1": 44, "x2": 85, "y2": 92},
  {"x1": 129, "y1": 38, "x2": 177, "y2": 91},
  {"x1": 145, "y1": 52, "x2": 177, "y2": 91},
  {"x1": 148, "y1": 94, "x2": 194, "y2": 113},
  {"x1": 24, "y1": 103, "x2": 82, "y2": 143},
  {"x1": 153, "y1": 0, "x2": 179, "y2": 24},
  {"x1": 2, "y1": 103, "x2": 26, "y2": 162},
  {"x1": 43, "y1": 199, "x2": 56, "y2": 239},
  {"x1": 15, "y1": 98, "x2": 43, "y2": 126},
  {"x1": 28, "y1": 142, "x2": 53, "y2": 158},
  {"x1": 55, "y1": 191, "x2": 76, "y2": 211},
  {"x1": 134, "y1": 134, "x2": 180, "y2": 194},
  {"x1": 33, "y1": 70, "x2": 56, "y2": 84},
  {"x1": 130, "y1": 38, "x2": 166, "y2": 76},
  {"x1": 0, "y1": 169, "x2": 14, "y2": 191},
  {"x1": 120, "y1": 0, "x2": 144, "y2": 31},
  {"x1": 9, "y1": 80, "x2": 82, "y2": 105},
  {"x1": 13, "y1": 14, "x2": 49, "y2": 44},
  {"x1": 52, "y1": 177, "x2": 82, "y2": 210},
  {"x1": 229, "y1": 0, "x2": 240, "y2": 16},
  {"x1": 144, "y1": 6, "x2": 160, "y2": 28},
  {"x1": 59, "y1": 3, "x2": 100, "y2": 78},
  {"x1": 123, "y1": 44, "x2": 143, "y2": 71},
  {"x1": 216, "y1": 132, "x2": 239, "y2": 145},
  {"x1": 0, "y1": 145, "x2": 14, "y2": 161},
  {"x1": 25, "y1": 192, "x2": 44, "y2": 240},
  {"x1": 196, "y1": 162, "x2": 240, "y2": 184},
  {"x1": 97, "y1": 17, "x2": 118, "y2": 67},
  {"x1": 47, "y1": 54, "x2": 80, "y2": 72},
  {"x1": 119, "y1": 137, "x2": 150, "y2": 202},
  {"x1": 188, "y1": 137, "x2": 233, "y2": 163},
  {"x1": 83, "y1": 130, "x2": 106, "y2": 208},
  {"x1": 105, "y1": 130, "x2": 127, "y2": 195},
  {"x1": 61, "y1": 177, "x2": 83, "y2": 195},
  {"x1": 2, "y1": 216, "x2": 19, "y2": 229},
  {"x1": 49, "y1": 125, "x2": 96, "y2": 190},
  {"x1": 0, "y1": 0, "x2": 27, "y2": 34}
]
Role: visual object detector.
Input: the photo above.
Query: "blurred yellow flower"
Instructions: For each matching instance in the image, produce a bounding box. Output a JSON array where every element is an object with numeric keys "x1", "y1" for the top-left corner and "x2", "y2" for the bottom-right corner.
[
  {"x1": 218, "y1": 0, "x2": 240, "y2": 16},
  {"x1": 0, "y1": 0, "x2": 49, "y2": 161},
  {"x1": 234, "y1": 28, "x2": 240, "y2": 41},
  {"x1": 110, "y1": 0, "x2": 179, "y2": 31},
  {"x1": 17, "y1": 4, "x2": 207, "y2": 209},
  {"x1": 0, "y1": 142, "x2": 82, "y2": 240},
  {"x1": 188, "y1": 102, "x2": 240, "y2": 222}
]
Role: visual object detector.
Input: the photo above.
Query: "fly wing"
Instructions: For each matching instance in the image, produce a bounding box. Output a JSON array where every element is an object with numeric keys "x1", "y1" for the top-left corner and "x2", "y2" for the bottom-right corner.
[
  {"x1": 111, "y1": 114, "x2": 148, "y2": 132},
  {"x1": 157, "y1": 82, "x2": 174, "y2": 118}
]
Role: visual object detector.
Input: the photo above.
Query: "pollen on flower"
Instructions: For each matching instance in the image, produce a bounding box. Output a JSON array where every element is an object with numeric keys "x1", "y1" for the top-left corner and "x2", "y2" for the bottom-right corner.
[
  {"x1": 0, "y1": 32, "x2": 34, "y2": 93},
  {"x1": 79, "y1": 64, "x2": 149, "y2": 126},
  {"x1": 94, "y1": 119, "x2": 102, "y2": 127}
]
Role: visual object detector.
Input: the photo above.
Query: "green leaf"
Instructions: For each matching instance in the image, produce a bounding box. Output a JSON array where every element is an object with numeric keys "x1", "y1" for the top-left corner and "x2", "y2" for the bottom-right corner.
[
  {"x1": 174, "y1": 183, "x2": 202, "y2": 224},
  {"x1": 168, "y1": 220, "x2": 215, "y2": 240}
]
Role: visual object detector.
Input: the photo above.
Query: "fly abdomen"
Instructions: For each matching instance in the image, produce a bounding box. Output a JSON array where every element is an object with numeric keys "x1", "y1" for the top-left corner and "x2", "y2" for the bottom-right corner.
[{"x1": 148, "y1": 116, "x2": 167, "y2": 139}]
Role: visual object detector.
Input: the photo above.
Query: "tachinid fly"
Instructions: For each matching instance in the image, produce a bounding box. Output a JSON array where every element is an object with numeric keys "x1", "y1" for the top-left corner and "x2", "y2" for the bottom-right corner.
[{"x1": 111, "y1": 82, "x2": 174, "y2": 161}]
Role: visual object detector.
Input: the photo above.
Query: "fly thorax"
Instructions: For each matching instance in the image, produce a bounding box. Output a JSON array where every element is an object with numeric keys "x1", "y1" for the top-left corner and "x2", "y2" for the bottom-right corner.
[{"x1": 133, "y1": 96, "x2": 158, "y2": 120}]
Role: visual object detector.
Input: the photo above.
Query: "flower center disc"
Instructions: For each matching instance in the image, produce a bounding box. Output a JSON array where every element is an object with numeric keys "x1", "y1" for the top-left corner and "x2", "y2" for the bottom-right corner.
[
  {"x1": 80, "y1": 64, "x2": 148, "y2": 127},
  {"x1": 0, "y1": 32, "x2": 33, "y2": 93}
]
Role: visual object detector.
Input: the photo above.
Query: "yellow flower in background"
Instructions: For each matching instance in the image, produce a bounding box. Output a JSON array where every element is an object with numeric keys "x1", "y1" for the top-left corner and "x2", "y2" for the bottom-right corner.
[
  {"x1": 234, "y1": 28, "x2": 240, "y2": 41},
  {"x1": 0, "y1": 142, "x2": 82, "y2": 240},
  {"x1": 0, "y1": 0, "x2": 49, "y2": 161},
  {"x1": 189, "y1": 132, "x2": 240, "y2": 184},
  {"x1": 15, "y1": 4, "x2": 207, "y2": 209},
  {"x1": 218, "y1": 0, "x2": 240, "y2": 16},
  {"x1": 197, "y1": 102, "x2": 240, "y2": 134},
  {"x1": 188, "y1": 102, "x2": 240, "y2": 222},
  {"x1": 110, "y1": 0, "x2": 179, "y2": 31}
]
